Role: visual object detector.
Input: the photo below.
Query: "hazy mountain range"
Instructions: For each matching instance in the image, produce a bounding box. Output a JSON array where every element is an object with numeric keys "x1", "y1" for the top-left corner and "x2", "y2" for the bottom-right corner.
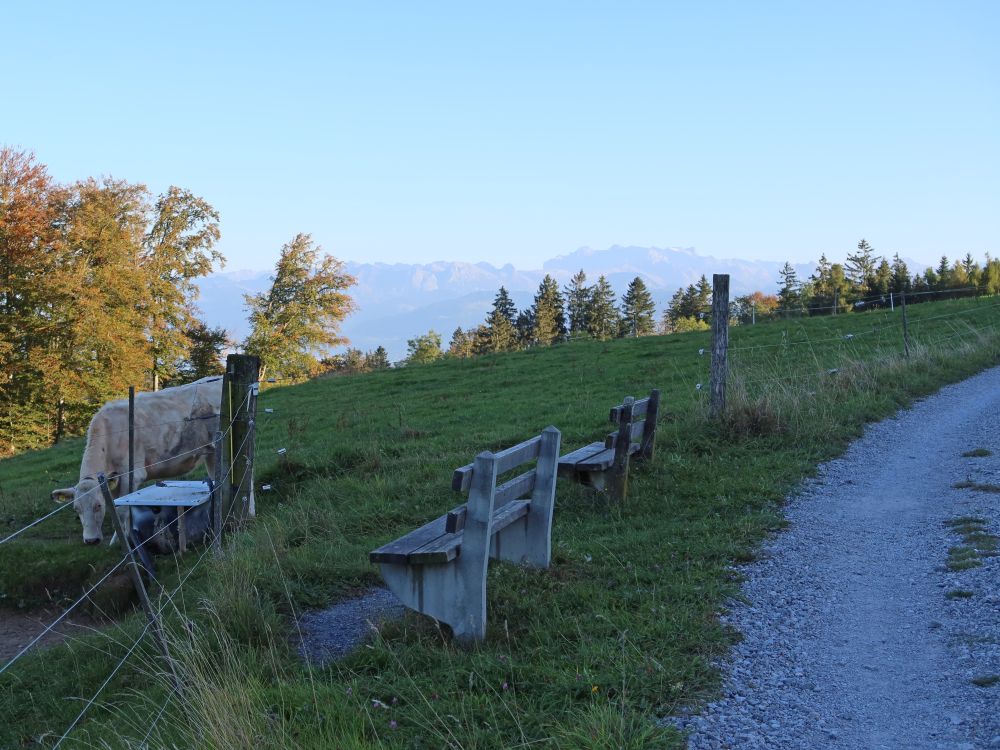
[{"x1": 195, "y1": 245, "x2": 819, "y2": 360}]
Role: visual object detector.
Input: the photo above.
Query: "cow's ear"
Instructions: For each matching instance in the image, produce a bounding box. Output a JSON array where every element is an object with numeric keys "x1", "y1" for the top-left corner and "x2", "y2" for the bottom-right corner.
[
  {"x1": 52, "y1": 488, "x2": 75, "y2": 503},
  {"x1": 106, "y1": 477, "x2": 119, "y2": 492}
]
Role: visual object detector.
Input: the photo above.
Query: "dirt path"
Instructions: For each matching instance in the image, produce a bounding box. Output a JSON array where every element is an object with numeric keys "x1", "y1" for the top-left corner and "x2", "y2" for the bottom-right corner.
[
  {"x1": 670, "y1": 366, "x2": 1000, "y2": 749},
  {"x1": 0, "y1": 608, "x2": 98, "y2": 664}
]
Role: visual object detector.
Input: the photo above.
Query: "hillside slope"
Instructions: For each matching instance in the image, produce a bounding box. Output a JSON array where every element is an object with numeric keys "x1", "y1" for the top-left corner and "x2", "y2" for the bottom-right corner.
[{"x1": 3, "y1": 296, "x2": 1000, "y2": 748}]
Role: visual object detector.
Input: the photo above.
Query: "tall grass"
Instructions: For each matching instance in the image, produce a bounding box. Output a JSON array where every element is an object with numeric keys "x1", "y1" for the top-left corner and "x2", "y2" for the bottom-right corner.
[{"x1": 4, "y1": 296, "x2": 1000, "y2": 748}]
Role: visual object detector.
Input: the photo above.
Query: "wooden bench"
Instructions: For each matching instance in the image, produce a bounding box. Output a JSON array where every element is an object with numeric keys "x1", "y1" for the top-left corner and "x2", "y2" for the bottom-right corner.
[
  {"x1": 557, "y1": 389, "x2": 661, "y2": 501},
  {"x1": 369, "y1": 426, "x2": 561, "y2": 644}
]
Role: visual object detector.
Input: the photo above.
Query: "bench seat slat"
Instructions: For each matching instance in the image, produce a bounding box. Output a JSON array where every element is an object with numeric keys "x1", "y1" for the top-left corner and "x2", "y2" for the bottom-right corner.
[
  {"x1": 406, "y1": 500, "x2": 531, "y2": 565},
  {"x1": 557, "y1": 441, "x2": 606, "y2": 468},
  {"x1": 369, "y1": 503, "x2": 466, "y2": 564}
]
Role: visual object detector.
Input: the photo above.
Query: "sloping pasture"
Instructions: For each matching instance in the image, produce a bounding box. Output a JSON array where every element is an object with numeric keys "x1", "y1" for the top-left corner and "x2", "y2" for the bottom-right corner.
[{"x1": 3, "y1": 295, "x2": 1000, "y2": 748}]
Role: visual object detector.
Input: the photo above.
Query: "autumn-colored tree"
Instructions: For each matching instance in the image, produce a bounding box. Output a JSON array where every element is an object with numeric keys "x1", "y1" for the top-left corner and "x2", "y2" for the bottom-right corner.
[
  {"x1": 143, "y1": 186, "x2": 223, "y2": 388},
  {"x1": 243, "y1": 234, "x2": 356, "y2": 380}
]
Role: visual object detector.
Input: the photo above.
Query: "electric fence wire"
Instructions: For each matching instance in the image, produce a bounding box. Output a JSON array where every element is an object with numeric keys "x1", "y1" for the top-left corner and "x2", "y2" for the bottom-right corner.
[
  {"x1": 0, "y1": 388, "x2": 259, "y2": 678},
  {"x1": 1, "y1": 386, "x2": 256, "y2": 548},
  {"x1": 43, "y1": 445, "x2": 257, "y2": 748}
]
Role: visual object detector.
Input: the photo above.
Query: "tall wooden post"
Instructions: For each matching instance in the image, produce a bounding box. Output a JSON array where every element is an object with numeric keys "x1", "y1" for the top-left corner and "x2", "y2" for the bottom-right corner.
[
  {"x1": 609, "y1": 397, "x2": 635, "y2": 502},
  {"x1": 710, "y1": 274, "x2": 730, "y2": 418},
  {"x1": 833, "y1": 289, "x2": 838, "y2": 315},
  {"x1": 128, "y1": 386, "x2": 135, "y2": 494},
  {"x1": 220, "y1": 355, "x2": 260, "y2": 528},
  {"x1": 901, "y1": 290, "x2": 910, "y2": 358}
]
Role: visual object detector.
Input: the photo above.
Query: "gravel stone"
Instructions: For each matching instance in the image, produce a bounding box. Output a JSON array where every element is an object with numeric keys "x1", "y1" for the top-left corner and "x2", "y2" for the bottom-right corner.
[
  {"x1": 297, "y1": 587, "x2": 404, "y2": 665},
  {"x1": 663, "y1": 366, "x2": 1000, "y2": 748}
]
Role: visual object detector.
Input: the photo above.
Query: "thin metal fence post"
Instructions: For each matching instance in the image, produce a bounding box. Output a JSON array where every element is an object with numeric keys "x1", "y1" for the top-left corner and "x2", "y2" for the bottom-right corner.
[{"x1": 99, "y1": 474, "x2": 182, "y2": 694}]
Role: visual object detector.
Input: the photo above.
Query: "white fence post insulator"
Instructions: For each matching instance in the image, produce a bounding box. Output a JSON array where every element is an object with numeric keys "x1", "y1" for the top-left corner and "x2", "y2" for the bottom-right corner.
[
  {"x1": 710, "y1": 273, "x2": 730, "y2": 419},
  {"x1": 277, "y1": 448, "x2": 287, "y2": 455},
  {"x1": 264, "y1": 408, "x2": 274, "y2": 414}
]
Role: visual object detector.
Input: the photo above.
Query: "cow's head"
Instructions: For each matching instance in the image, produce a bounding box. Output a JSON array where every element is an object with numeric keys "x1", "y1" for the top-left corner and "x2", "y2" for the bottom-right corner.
[{"x1": 52, "y1": 476, "x2": 118, "y2": 545}]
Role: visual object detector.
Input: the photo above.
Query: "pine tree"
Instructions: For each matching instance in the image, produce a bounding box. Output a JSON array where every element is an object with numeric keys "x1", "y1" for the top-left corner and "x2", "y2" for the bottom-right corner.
[
  {"x1": 777, "y1": 262, "x2": 801, "y2": 313},
  {"x1": 243, "y1": 234, "x2": 357, "y2": 380},
  {"x1": 620, "y1": 277, "x2": 657, "y2": 337},
  {"x1": 564, "y1": 269, "x2": 590, "y2": 336},
  {"x1": 891, "y1": 254, "x2": 911, "y2": 293},
  {"x1": 530, "y1": 274, "x2": 567, "y2": 346},
  {"x1": 586, "y1": 276, "x2": 620, "y2": 340},
  {"x1": 447, "y1": 327, "x2": 476, "y2": 358},
  {"x1": 479, "y1": 287, "x2": 519, "y2": 353},
  {"x1": 935, "y1": 255, "x2": 952, "y2": 290},
  {"x1": 365, "y1": 346, "x2": 391, "y2": 370},
  {"x1": 846, "y1": 239, "x2": 879, "y2": 294}
]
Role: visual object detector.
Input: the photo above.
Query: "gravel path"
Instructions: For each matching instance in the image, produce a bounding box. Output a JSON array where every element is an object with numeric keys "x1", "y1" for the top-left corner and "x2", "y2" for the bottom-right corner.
[
  {"x1": 669, "y1": 366, "x2": 1000, "y2": 749},
  {"x1": 297, "y1": 587, "x2": 403, "y2": 665}
]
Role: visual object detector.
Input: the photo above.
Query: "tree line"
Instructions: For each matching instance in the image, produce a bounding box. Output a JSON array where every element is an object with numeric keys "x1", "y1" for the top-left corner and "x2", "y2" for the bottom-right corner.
[
  {"x1": 774, "y1": 239, "x2": 1000, "y2": 316},
  {"x1": 0, "y1": 149, "x2": 355, "y2": 456},
  {"x1": 381, "y1": 272, "x2": 659, "y2": 366}
]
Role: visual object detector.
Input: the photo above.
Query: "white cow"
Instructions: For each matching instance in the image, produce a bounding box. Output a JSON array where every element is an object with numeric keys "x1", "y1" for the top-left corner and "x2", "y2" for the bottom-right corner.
[{"x1": 51, "y1": 377, "x2": 224, "y2": 545}]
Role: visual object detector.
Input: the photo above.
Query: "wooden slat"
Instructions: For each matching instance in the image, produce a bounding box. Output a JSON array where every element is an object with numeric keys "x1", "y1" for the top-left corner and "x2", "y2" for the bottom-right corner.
[
  {"x1": 494, "y1": 470, "x2": 536, "y2": 505},
  {"x1": 452, "y1": 436, "x2": 542, "y2": 492},
  {"x1": 408, "y1": 501, "x2": 531, "y2": 564},
  {"x1": 445, "y1": 503, "x2": 468, "y2": 533},
  {"x1": 557, "y1": 442, "x2": 606, "y2": 467},
  {"x1": 370, "y1": 513, "x2": 450, "y2": 564},
  {"x1": 610, "y1": 397, "x2": 649, "y2": 422},
  {"x1": 489, "y1": 499, "x2": 530, "y2": 534},
  {"x1": 573, "y1": 448, "x2": 616, "y2": 471}
]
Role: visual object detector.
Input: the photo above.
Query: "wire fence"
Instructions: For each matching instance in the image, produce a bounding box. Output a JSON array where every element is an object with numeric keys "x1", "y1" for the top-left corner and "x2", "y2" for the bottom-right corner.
[{"x1": 0, "y1": 374, "x2": 264, "y2": 748}]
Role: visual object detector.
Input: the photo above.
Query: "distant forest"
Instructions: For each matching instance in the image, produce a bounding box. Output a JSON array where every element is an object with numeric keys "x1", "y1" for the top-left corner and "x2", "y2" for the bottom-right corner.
[{"x1": 3, "y1": 147, "x2": 996, "y2": 457}]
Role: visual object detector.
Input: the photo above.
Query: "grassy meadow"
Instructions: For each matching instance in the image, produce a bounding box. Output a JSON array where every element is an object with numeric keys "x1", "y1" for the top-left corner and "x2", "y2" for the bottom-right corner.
[{"x1": 3, "y1": 295, "x2": 1000, "y2": 748}]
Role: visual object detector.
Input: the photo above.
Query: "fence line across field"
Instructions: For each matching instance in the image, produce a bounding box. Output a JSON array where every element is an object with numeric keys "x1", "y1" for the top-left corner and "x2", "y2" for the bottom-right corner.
[
  {"x1": 0, "y1": 383, "x2": 256, "y2": 551},
  {"x1": 1, "y1": 377, "x2": 259, "y2": 677},
  {"x1": 49, "y1": 458, "x2": 257, "y2": 747}
]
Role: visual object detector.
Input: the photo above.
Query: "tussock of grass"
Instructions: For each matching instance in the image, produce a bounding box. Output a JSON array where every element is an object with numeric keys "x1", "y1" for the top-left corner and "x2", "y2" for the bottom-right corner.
[
  {"x1": 952, "y1": 480, "x2": 1000, "y2": 493},
  {"x1": 945, "y1": 589, "x2": 974, "y2": 599},
  {"x1": 961, "y1": 448, "x2": 993, "y2": 458},
  {"x1": 971, "y1": 674, "x2": 1000, "y2": 688},
  {"x1": 5, "y1": 297, "x2": 1000, "y2": 747}
]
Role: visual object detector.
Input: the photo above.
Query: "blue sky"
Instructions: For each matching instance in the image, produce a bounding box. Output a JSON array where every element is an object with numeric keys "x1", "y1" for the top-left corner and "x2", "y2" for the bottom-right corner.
[{"x1": 3, "y1": 1, "x2": 997, "y2": 270}]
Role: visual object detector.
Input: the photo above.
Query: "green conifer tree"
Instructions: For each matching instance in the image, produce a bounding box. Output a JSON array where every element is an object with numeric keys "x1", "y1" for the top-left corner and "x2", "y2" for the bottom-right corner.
[{"x1": 620, "y1": 276, "x2": 657, "y2": 337}]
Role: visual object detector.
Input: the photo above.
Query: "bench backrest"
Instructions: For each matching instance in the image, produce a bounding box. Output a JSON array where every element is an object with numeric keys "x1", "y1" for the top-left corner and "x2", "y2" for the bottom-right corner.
[{"x1": 605, "y1": 389, "x2": 661, "y2": 461}]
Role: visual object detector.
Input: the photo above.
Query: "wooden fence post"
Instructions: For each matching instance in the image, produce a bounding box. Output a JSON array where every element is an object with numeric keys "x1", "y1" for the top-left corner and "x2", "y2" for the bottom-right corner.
[
  {"x1": 710, "y1": 274, "x2": 730, "y2": 418},
  {"x1": 640, "y1": 389, "x2": 661, "y2": 462},
  {"x1": 128, "y1": 386, "x2": 135, "y2": 495},
  {"x1": 901, "y1": 290, "x2": 910, "y2": 357},
  {"x1": 220, "y1": 355, "x2": 260, "y2": 529}
]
